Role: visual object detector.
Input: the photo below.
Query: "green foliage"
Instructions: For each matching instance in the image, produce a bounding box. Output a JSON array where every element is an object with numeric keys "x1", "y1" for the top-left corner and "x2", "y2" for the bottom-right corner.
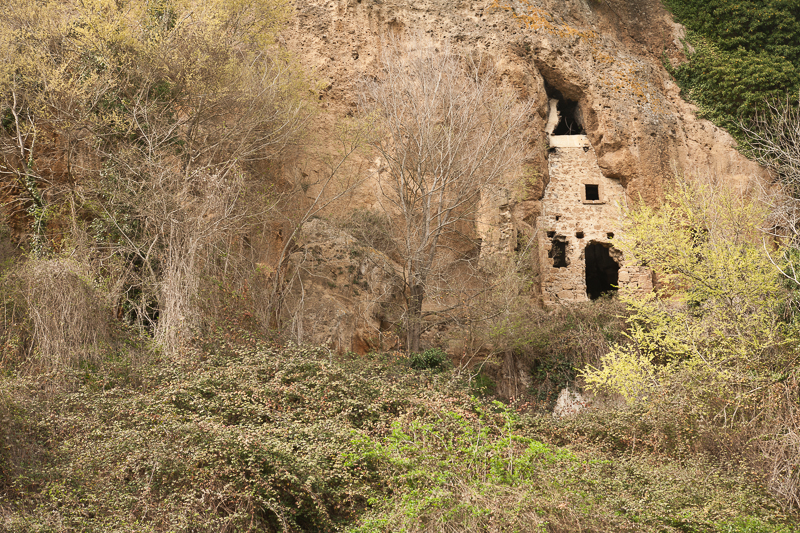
[
  {"x1": 0, "y1": 335, "x2": 795, "y2": 531},
  {"x1": 0, "y1": 381, "x2": 50, "y2": 496},
  {"x1": 469, "y1": 370, "x2": 497, "y2": 397},
  {"x1": 663, "y1": 0, "x2": 800, "y2": 137},
  {"x1": 580, "y1": 175, "x2": 800, "y2": 509},
  {"x1": 350, "y1": 398, "x2": 792, "y2": 533},
  {"x1": 408, "y1": 348, "x2": 450, "y2": 372},
  {"x1": 0, "y1": 339, "x2": 469, "y2": 532},
  {"x1": 583, "y1": 176, "x2": 793, "y2": 403},
  {"x1": 665, "y1": 0, "x2": 800, "y2": 61},
  {"x1": 488, "y1": 296, "x2": 628, "y2": 408},
  {"x1": 348, "y1": 402, "x2": 571, "y2": 532}
]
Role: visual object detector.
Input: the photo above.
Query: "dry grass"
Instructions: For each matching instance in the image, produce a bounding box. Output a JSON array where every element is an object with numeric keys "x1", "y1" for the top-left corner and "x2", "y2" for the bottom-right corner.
[
  {"x1": 757, "y1": 380, "x2": 800, "y2": 510},
  {"x1": 1, "y1": 258, "x2": 110, "y2": 373}
]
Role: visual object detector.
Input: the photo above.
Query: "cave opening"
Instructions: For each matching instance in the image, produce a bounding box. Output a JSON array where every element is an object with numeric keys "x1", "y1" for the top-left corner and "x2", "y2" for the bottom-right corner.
[
  {"x1": 553, "y1": 99, "x2": 584, "y2": 135},
  {"x1": 585, "y1": 242, "x2": 619, "y2": 299},
  {"x1": 545, "y1": 84, "x2": 585, "y2": 136}
]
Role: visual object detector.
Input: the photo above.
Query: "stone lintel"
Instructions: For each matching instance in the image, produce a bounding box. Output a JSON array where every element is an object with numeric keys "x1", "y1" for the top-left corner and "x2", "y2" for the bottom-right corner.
[{"x1": 549, "y1": 135, "x2": 590, "y2": 148}]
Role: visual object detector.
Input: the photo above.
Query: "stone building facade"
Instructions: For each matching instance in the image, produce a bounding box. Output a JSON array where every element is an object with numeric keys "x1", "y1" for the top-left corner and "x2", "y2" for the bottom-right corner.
[{"x1": 538, "y1": 101, "x2": 652, "y2": 304}]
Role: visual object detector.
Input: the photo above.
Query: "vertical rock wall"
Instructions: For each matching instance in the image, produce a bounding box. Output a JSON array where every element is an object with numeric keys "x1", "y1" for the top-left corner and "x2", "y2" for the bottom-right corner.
[{"x1": 278, "y1": 0, "x2": 766, "y2": 338}]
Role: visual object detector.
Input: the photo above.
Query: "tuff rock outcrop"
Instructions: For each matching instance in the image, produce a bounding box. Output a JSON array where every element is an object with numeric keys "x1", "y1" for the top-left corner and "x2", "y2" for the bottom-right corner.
[
  {"x1": 278, "y1": 0, "x2": 766, "y2": 350},
  {"x1": 282, "y1": 219, "x2": 404, "y2": 353},
  {"x1": 285, "y1": 0, "x2": 763, "y2": 208}
]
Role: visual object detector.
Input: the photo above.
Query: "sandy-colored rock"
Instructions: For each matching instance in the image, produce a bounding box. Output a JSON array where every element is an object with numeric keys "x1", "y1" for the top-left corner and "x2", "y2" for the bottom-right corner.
[
  {"x1": 281, "y1": 0, "x2": 767, "y2": 310},
  {"x1": 284, "y1": 0, "x2": 765, "y2": 206},
  {"x1": 282, "y1": 219, "x2": 404, "y2": 353}
]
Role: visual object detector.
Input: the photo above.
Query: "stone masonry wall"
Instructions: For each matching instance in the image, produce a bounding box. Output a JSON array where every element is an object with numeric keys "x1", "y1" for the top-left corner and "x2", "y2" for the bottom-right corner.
[{"x1": 538, "y1": 134, "x2": 652, "y2": 304}]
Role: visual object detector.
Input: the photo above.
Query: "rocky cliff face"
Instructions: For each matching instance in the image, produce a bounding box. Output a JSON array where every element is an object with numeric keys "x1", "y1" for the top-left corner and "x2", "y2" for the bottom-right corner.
[
  {"x1": 280, "y1": 0, "x2": 765, "y2": 350},
  {"x1": 285, "y1": 0, "x2": 763, "y2": 206}
]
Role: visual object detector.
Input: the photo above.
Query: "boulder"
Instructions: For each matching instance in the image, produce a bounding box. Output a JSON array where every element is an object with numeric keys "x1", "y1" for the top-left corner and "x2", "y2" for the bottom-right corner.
[{"x1": 282, "y1": 219, "x2": 404, "y2": 353}]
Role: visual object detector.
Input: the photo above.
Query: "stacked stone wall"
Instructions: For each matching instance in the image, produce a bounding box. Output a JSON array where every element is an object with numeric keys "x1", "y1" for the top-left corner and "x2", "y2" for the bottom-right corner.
[{"x1": 538, "y1": 135, "x2": 652, "y2": 303}]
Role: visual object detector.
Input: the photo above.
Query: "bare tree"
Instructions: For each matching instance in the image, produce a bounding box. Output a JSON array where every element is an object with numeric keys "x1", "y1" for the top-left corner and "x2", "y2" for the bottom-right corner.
[
  {"x1": 742, "y1": 94, "x2": 800, "y2": 191},
  {"x1": 359, "y1": 34, "x2": 533, "y2": 353},
  {"x1": 740, "y1": 94, "x2": 800, "y2": 289}
]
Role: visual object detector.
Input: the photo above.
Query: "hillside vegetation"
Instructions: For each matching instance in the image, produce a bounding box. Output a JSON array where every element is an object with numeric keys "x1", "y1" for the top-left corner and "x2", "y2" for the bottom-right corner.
[
  {"x1": 664, "y1": 0, "x2": 800, "y2": 137},
  {"x1": 0, "y1": 333, "x2": 794, "y2": 532},
  {"x1": 2, "y1": 0, "x2": 800, "y2": 531}
]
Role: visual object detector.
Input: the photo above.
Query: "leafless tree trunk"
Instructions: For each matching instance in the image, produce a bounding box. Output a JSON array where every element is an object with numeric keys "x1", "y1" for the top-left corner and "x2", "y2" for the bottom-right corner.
[
  {"x1": 359, "y1": 33, "x2": 534, "y2": 353},
  {"x1": 741, "y1": 94, "x2": 800, "y2": 290},
  {"x1": 741, "y1": 94, "x2": 800, "y2": 193}
]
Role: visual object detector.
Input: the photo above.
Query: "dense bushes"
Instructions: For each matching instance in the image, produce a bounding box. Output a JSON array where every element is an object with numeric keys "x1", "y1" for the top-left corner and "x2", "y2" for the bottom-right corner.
[
  {"x1": 664, "y1": 0, "x2": 800, "y2": 136},
  {"x1": 0, "y1": 341, "x2": 470, "y2": 532},
  {"x1": 486, "y1": 295, "x2": 628, "y2": 408},
  {"x1": 0, "y1": 258, "x2": 111, "y2": 373},
  {"x1": 583, "y1": 175, "x2": 800, "y2": 509},
  {"x1": 0, "y1": 335, "x2": 794, "y2": 532},
  {"x1": 408, "y1": 348, "x2": 451, "y2": 372},
  {"x1": 0, "y1": 0, "x2": 309, "y2": 355}
]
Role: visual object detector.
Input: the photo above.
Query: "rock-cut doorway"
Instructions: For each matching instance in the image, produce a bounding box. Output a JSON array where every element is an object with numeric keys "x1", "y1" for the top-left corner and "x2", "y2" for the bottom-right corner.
[{"x1": 585, "y1": 242, "x2": 619, "y2": 299}]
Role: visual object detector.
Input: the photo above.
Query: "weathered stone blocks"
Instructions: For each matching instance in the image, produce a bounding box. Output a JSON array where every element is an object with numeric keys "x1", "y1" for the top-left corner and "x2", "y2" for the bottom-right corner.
[{"x1": 538, "y1": 134, "x2": 652, "y2": 304}]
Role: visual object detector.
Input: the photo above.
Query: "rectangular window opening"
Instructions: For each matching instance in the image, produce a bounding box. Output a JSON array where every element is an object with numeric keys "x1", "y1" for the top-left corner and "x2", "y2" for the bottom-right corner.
[
  {"x1": 549, "y1": 237, "x2": 568, "y2": 268},
  {"x1": 585, "y1": 184, "x2": 600, "y2": 201}
]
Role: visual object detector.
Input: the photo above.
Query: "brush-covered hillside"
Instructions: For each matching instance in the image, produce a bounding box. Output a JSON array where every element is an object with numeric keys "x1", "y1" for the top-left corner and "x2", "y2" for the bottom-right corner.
[{"x1": 2, "y1": 0, "x2": 800, "y2": 531}]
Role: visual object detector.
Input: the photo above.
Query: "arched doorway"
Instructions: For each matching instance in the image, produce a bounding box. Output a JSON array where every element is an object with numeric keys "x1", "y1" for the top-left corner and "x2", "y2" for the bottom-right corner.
[{"x1": 585, "y1": 242, "x2": 619, "y2": 299}]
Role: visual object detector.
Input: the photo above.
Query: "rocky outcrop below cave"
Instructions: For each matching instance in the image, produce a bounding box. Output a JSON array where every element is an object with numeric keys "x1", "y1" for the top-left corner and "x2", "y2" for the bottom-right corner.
[{"x1": 282, "y1": 219, "x2": 405, "y2": 353}]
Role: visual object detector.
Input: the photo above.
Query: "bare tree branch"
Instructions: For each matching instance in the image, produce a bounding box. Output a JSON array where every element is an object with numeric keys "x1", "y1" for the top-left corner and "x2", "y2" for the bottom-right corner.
[{"x1": 359, "y1": 33, "x2": 534, "y2": 352}]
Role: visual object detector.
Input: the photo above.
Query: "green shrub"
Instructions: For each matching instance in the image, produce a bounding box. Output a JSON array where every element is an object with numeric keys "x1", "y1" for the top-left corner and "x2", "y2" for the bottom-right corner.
[
  {"x1": 409, "y1": 348, "x2": 451, "y2": 372},
  {"x1": 0, "y1": 340, "x2": 469, "y2": 532},
  {"x1": 0, "y1": 335, "x2": 795, "y2": 532},
  {"x1": 470, "y1": 371, "x2": 497, "y2": 397},
  {"x1": 349, "y1": 400, "x2": 793, "y2": 533},
  {"x1": 0, "y1": 379, "x2": 51, "y2": 499},
  {"x1": 663, "y1": 0, "x2": 800, "y2": 138},
  {"x1": 487, "y1": 296, "x2": 628, "y2": 408}
]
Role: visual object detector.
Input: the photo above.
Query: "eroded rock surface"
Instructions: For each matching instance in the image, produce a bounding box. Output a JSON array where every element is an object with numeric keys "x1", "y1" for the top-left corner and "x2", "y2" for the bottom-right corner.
[
  {"x1": 280, "y1": 0, "x2": 766, "y2": 349},
  {"x1": 284, "y1": 0, "x2": 764, "y2": 213},
  {"x1": 283, "y1": 219, "x2": 404, "y2": 353}
]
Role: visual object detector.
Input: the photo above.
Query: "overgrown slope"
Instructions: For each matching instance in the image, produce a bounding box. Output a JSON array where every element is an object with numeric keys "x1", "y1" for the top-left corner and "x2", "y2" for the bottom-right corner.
[
  {"x1": 1, "y1": 335, "x2": 794, "y2": 532},
  {"x1": 664, "y1": 0, "x2": 800, "y2": 136}
]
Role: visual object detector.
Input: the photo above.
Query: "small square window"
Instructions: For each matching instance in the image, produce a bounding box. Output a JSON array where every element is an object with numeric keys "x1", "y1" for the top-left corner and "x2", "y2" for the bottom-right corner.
[{"x1": 585, "y1": 184, "x2": 599, "y2": 201}]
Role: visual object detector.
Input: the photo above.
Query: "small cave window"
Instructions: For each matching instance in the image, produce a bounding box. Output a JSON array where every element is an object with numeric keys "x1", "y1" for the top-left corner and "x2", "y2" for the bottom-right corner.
[
  {"x1": 545, "y1": 83, "x2": 586, "y2": 136},
  {"x1": 548, "y1": 235, "x2": 568, "y2": 268},
  {"x1": 585, "y1": 184, "x2": 599, "y2": 201},
  {"x1": 585, "y1": 242, "x2": 620, "y2": 300},
  {"x1": 553, "y1": 99, "x2": 584, "y2": 135}
]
